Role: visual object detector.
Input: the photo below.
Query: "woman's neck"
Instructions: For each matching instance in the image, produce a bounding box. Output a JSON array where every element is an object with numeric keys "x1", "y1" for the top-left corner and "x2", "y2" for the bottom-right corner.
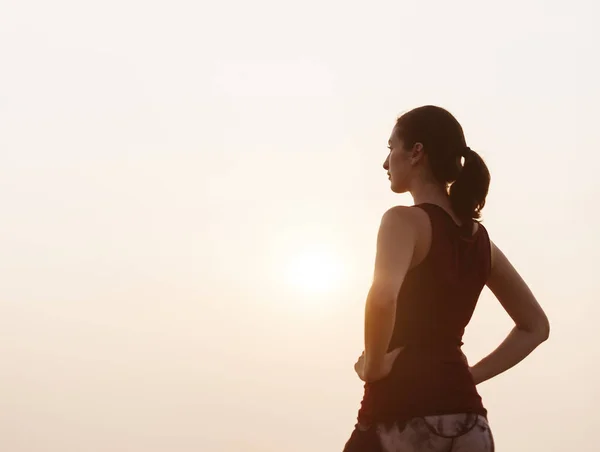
[{"x1": 410, "y1": 180, "x2": 450, "y2": 207}]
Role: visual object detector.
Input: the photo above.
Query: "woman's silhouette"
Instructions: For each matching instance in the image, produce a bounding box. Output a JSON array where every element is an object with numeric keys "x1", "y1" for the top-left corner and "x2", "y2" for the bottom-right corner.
[{"x1": 343, "y1": 106, "x2": 550, "y2": 451}]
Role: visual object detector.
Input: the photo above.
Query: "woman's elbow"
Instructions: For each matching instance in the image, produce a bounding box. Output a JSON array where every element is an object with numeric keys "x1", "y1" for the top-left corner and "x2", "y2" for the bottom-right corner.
[
  {"x1": 536, "y1": 316, "x2": 550, "y2": 343},
  {"x1": 519, "y1": 316, "x2": 550, "y2": 343}
]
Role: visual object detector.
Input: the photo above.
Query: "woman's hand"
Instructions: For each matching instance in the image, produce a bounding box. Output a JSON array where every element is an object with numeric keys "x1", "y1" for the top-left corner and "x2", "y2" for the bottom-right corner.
[{"x1": 354, "y1": 348, "x2": 403, "y2": 382}]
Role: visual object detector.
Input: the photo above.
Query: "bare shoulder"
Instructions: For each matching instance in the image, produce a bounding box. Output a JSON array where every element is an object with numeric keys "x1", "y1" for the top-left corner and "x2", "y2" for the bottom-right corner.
[
  {"x1": 381, "y1": 206, "x2": 432, "y2": 246},
  {"x1": 379, "y1": 206, "x2": 430, "y2": 266},
  {"x1": 377, "y1": 206, "x2": 421, "y2": 246},
  {"x1": 381, "y1": 205, "x2": 428, "y2": 228}
]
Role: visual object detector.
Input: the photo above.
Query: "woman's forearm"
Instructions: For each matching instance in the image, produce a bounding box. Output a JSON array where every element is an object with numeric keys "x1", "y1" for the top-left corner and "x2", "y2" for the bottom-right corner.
[{"x1": 470, "y1": 326, "x2": 549, "y2": 385}]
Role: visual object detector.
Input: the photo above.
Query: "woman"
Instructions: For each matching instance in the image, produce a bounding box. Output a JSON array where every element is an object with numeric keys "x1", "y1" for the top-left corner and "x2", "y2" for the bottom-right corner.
[{"x1": 344, "y1": 106, "x2": 550, "y2": 452}]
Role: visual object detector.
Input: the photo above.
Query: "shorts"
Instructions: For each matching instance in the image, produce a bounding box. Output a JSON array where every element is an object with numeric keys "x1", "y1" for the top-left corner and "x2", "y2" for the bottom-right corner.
[{"x1": 342, "y1": 413, "x2": 494, "y2": 452}]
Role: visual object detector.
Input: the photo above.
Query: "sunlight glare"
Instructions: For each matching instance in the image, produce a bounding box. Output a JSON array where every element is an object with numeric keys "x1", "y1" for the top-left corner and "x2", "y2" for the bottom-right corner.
[{"x1": 284, "y1": 247, "x2": 344, "y2": 295}]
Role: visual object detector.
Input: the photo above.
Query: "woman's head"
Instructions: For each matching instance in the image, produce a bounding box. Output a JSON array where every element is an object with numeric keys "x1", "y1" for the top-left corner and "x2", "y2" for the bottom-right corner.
[{"x1": 383, "y1": 105, "x2": 490, "y2": 222}]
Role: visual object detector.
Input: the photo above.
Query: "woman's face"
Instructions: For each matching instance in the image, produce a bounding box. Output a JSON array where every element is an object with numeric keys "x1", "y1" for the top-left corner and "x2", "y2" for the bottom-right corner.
[{"x1": 383, "y1": 127, "x2": 414, "y2": 194}]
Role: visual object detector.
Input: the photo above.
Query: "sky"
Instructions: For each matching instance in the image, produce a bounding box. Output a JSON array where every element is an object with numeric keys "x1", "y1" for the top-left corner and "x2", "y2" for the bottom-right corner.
[{"x1": 0, "y1": 0, "x2": 599, "y2": 451}]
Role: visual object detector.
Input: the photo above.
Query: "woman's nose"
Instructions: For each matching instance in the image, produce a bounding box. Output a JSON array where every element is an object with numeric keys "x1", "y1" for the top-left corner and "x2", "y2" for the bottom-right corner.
[{"x1": 383, "y1": 157, "x2": 389, "y2": 170}]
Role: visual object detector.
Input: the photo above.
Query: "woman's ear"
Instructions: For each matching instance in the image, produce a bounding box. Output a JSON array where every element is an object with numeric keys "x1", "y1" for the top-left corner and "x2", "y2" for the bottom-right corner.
[{"x1": 410, "y1": 142, "x2": 425, "y2": 165}]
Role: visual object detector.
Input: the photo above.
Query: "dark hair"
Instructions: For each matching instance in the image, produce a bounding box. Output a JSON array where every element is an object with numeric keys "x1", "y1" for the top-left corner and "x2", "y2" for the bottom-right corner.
[{"x1": 395, "y1": 105, "x2": 490, "y2": 223}]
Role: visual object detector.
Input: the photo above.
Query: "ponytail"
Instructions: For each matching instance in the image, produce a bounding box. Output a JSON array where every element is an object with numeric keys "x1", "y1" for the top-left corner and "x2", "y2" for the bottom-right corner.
[{"x1": 449, "y1": 147, "x2": 490, "y2": 222}]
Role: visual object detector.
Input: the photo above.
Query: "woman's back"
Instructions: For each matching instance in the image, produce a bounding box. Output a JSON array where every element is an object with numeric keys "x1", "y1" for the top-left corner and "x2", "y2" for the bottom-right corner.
[
  {"x1": 391, "y1": 203, "x2": 491, "y2": 350},
  {"x1": 357, "y1": 203, "x2": 490, "y2": 426}
]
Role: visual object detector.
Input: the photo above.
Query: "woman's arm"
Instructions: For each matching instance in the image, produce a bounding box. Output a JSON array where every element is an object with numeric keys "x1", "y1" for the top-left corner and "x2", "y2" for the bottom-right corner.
[
  {"x1": 470, "y1": 241, "x2": 550, "y2": 385},
  {"x1": 362, "y1": 207, "x2": 417, "y2": 382}
]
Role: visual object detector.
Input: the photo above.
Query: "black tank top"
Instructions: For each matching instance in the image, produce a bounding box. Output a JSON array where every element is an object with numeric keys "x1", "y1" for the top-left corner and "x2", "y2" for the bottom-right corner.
[{"x1": 357, "y1": 203, "x2": 491, "y2": 425}]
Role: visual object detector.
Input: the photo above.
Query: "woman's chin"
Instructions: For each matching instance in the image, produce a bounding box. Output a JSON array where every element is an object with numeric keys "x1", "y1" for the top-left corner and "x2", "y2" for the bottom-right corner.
[{"x1": 390, "y1": 182, "x2": 406, "y2": 194}]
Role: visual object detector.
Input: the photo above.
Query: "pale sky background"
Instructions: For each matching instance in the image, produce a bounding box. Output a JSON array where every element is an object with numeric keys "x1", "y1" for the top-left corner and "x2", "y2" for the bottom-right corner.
[{"x1": 1, "y1": 1, "x2": 599, "y2": 451}]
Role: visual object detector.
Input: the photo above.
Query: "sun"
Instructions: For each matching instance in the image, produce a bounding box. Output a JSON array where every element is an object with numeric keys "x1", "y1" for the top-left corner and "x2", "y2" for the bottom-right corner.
[{"x1": 284, "y1": 247, "x2": 344, "y2": 295}]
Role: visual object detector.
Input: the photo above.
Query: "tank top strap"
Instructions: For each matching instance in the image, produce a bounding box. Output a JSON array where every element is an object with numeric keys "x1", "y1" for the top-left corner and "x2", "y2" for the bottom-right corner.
[
  {"x1": 413, "y1": 202, "x2": 455, "y2": 242},
  {"x1": 414, "y1": 203, "x2": 477, "y2": 239},
  {"x1": 412, "y1": 203, "x2": 491, "y2": 277}
]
